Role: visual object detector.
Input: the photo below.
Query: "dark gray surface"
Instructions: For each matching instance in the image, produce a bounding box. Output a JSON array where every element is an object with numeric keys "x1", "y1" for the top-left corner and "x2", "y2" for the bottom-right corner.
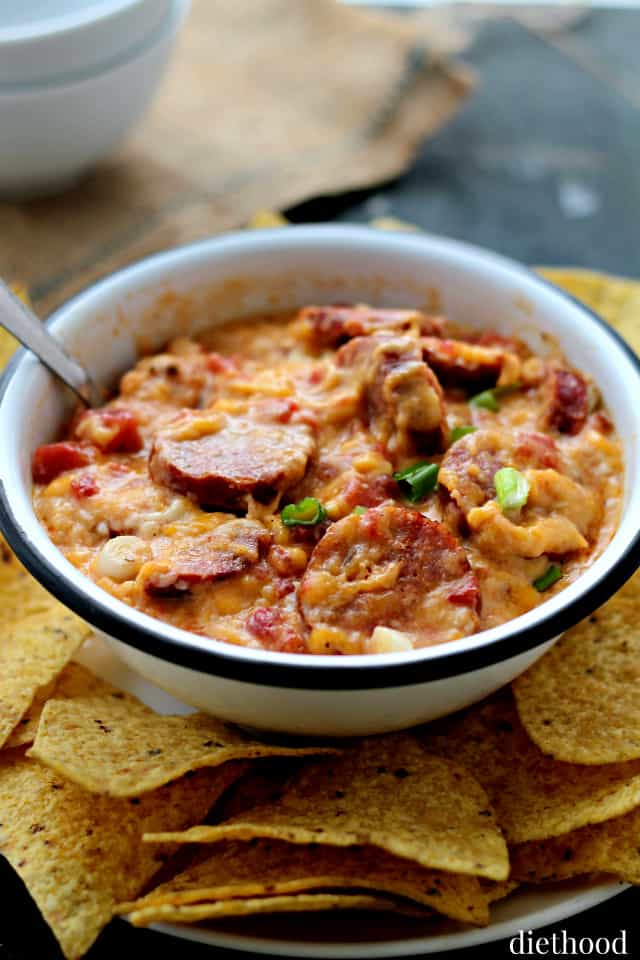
[{"x1": 2, "y1": 11, "x2": 639, "y2": 959}]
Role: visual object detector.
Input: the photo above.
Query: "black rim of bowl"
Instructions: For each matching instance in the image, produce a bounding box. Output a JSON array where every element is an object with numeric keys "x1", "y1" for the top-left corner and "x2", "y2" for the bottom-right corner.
[{"x1": 1, "y1": 236, "x2": 639, "y2": 690}]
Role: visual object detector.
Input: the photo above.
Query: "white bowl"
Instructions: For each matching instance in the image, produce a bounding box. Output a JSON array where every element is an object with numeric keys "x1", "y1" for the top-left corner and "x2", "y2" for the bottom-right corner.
[
  {"x1": 1, "y1": 226, "x2": 639, "y2": 736},
  {"x1": 0, "y1": 0, "x2": 173, "y2": 87},
  {"x1": 0, "y1": 0, "x2": 188, "y2": 198}
]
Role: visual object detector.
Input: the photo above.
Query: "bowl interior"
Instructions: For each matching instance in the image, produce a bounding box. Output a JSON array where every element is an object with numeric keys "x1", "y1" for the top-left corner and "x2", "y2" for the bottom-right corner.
[{"x1": 1, "y1": 226, "x2": 639, "y2": 673}]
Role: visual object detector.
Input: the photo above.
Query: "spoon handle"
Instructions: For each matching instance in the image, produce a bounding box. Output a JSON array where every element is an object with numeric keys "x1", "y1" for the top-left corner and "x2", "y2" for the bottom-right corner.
[{"x1": 0, "y1": 281, "x2": 102, "y2": 408}]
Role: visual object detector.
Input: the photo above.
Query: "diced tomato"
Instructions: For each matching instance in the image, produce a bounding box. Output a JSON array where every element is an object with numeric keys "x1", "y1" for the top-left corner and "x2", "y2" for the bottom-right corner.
[
  {"x1": 76, "y1": 408, "x2": 142, "y2": 454},
  {"x1": 547, "y1": 368, "x2": 589, "y2": 435},
  {"x1": 592, "y1": 412, "x2": 613, "y2": 435},
  {"x1": 70, "y1": 473, "x2": 99, "y2": 498},
  {"x1": 448, "y1": 575, "x2": 480, "y2": 608},
  {"x1": 246, "y1": 607, "x2": 305, "y2": 653},
  {"x1": 32, "y1": 443, "x2": 91, "y2": 485},
  {"x1": 206, "y1": 352, "x2": 238, "y2": 374}
]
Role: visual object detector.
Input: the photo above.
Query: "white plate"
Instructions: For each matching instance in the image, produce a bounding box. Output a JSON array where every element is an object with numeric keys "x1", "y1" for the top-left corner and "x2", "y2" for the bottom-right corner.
[{"x1": 75, "y1": 635, "x2": 629, "y2": 958}]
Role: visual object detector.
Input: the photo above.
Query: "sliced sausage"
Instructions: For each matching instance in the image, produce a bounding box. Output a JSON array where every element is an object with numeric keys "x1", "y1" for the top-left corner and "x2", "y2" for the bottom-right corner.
[
  {"x1": 32, "y1": 442, "x2": 92, "y2": 485},
  {"x1": 142, "y1": 518, "x2": 269, "y2": 595},
  {"x1": 149, "y1": 409, "x2": 316, "y2": 510},
  {"x1": 543, "y1": 366, "x2": 589, "y2": 435},
  {"x1": 298, "y1": 504, "x2": 479, "y2": 652},
  {"x1": 294, "y1": 304, "x2": 445, "y2": 349},
  {"x1": 337, "y1": 334, "x2": 447, "y2": 458},
  {"x1": 421, "y1": 337, "x2": 518, "y2": 388},
  {"x1": 439, "y1": 428, "x2": 560, "y2": 517}
]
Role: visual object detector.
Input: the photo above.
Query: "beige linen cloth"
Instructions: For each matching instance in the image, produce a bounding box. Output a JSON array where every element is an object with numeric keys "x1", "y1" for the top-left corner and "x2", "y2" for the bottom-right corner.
[{"x1": 0, "y1": 0, "x2": 473, "y2": 314}]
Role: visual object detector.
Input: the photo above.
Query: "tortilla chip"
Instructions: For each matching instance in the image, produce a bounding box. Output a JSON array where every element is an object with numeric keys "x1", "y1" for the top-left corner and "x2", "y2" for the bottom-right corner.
[
  {"x1": 540, "y1": 269, "x2": 640, "y2": 354},
  {"x1": 513, "y1": 571, "x2": 640, "y2": 764},
  {"x1": 29, "y1": 690, "x2": 339, "y2": 797},
  {"x1": 248, "y1": 210, "x2": 289, "y2": 228},
  {"x1": 0, "y1": 608, "x2": 91, "y2": 750},
  {"x1": 510, "y1": 806, "x2": 640, "y2": 885},
  {"x1": 118, "y1": 837, "x2": 490, "y2": 926},
  {"x1": 0, "y1": 751, "x2": 242, "y2": 960},
  {"x1": 4, "y1": 662, "x2": 116, "y2": 750},
  {"x1": 482, "y1": 879, "x2": 519, "y2": 904},
  {"x1": 144, "y1": 735, "x2": 509, "y2": 882},
  {"x1": 420, "y1": 692, "x2": 640, "y2": 845},
  {"x1": 369, "y1": 216, "x2": 421, "y2": 232},
  {"x1": 128, "y1": 892, "x2": 428, "y2": 928},
  {"x1": 0, "y1": 536, "x2": 58, "y2": 624},
  {"x1": 0, "y1": 328, "x2": 18, "y2": 371}
]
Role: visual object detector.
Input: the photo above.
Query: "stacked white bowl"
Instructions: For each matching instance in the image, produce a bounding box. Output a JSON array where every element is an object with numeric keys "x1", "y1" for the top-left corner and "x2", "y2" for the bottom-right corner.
[{"x1": 0, "y1": 0, "x2": 190, "y2": 198}]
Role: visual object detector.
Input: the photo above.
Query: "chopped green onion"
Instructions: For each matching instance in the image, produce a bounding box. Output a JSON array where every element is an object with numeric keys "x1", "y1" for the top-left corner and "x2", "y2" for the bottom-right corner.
[
  {"x1": 494, "y1": 467, "x2": 530, "y2": 512},
  {"x1": 281, "y1": 497, "x2": 327, "y2": 527},
  {"x1": 393, "y1": 461, "x2": 439, "y2": 503},
  {"x1": 450, "y1": 425, "x2": 477, "y2": 444},
  {"x1": 352, "y1": 505, "x2": 368, "y2": 515},
  {"x1": 469, "y1": 383, "x2": 522, "y2": 413},
  {"x1": 533, "y1": 564, "x2": 562, "y2": 592},
  {"x1": 469, "y1": 388, "x2": 500, "y2": 412}
]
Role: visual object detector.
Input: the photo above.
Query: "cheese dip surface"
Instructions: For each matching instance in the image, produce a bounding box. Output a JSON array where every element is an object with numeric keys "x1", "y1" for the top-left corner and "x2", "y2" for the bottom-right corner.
[{"x1": 32, "y1": 305, "x2": 623, "y2": 655}]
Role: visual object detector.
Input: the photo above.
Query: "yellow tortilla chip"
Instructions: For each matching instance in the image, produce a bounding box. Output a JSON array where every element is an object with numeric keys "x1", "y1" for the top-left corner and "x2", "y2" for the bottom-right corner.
[
  {"x1": 514, "y1": 571, "x2": 640, "y2": 764},
  {"x1": 29, "y1": 690, "x2": 339, "y2": 796},
  {"x1": 0, "y1": 751, "x2": 242, "y2": 960},
  {"x1": 540, "y1": 268, "x2": 640, "y2": 354},
  {"x1": 248, "y1": 209, "x2": 289, "y2": 228},
  {"x1": 118, "y1": 838, "x2": 490, "y2": 926},
  {"x1": 421, "y1": 693, "x2": 640, "y2": 845},
  {"x1": 0, "y1": 285, "x2": 24, "y2": 370},
  {"x1": 510, "y1": 806, "x2": 640, "y2": 885},
  {"x1": 4, "y1": 662, "x2": 116, "y2": 750},
  {"x1": 0, "y1": 328, "x2": 18, "y2": 371},
  {"x1": 0, "y1": 608, "x2": 91, "y2": 750},
  {"x1": 128, "y1": 892, "x2": 427, "y2": 928},
  {"x1": 0, "y1": 536, "x2": 58, "y2": 624},
  {"x1": 482, "y1": 879, "x2": 519, "y2": 904},
  {"x1": 369, "y1": 216, "x2": 421, "y2": 232},
  {"x1": 144, "y1": 735, "x2": 509, "y2": 882}
]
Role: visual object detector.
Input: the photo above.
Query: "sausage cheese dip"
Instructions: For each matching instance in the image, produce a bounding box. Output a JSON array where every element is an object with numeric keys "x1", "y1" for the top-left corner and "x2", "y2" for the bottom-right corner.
[{"x1": 32, "y1": 304, "x2": 623, "y2": 655}]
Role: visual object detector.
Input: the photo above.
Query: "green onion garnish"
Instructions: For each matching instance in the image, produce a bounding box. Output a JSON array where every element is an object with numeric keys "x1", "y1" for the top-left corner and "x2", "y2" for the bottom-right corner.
[
  {"x1": 352, "y1": 505, "x2": 368, "y2": 515},
  {"x1": 469, "y1": 383, "x2": 521, "y2": 413},
  {"x1": 494, "y1": 467, "x2": 530, "y2": 512},
  {"x1": 469, "y1": 388, "x2": 500, "y2": 412},
  {"x1": 281, "y1": 497, "x2": 327, "y2": 527},
  {"x1": 450, "y1": 425, "x2": 477, "y2": 444},
  {"x1": 393, "y1": 462, "x2": 439, "y2": 503},
  {"x1": 533, "y1": 564, "x2": 562, "y2": 592}
]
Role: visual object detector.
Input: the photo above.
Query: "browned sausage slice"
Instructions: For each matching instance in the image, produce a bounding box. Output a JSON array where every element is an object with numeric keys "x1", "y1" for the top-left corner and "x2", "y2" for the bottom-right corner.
[
  {"x1": 294, "y1": 304, "x2": 445, "y2": 349},
  {"x1": 298, "y1": 504, "x2": 479, "y2": 652},
  {"x1": 337, "y1": 334, "x2": 447, "y2": 458},
  {"x1": 149, "y1": 410, "x2": 315, "y2": 510},
  {"x1": 543, "y1": 366, "x2": 589, "y2": 435},
  {"x1": 421, "y1": 337, "x2": 509, "y2": 387},
  {"x1": 439, "y1": 428, "x2": 560, "y2": 518},
  {"x1": 142, "y1": 519, "x2": 269, "y2": 595}
]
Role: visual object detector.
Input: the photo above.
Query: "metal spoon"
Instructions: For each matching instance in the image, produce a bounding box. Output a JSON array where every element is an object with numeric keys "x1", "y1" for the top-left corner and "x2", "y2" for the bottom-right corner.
[{"x1": 0, "y1": 280, "x2": 102, "y2": 408}]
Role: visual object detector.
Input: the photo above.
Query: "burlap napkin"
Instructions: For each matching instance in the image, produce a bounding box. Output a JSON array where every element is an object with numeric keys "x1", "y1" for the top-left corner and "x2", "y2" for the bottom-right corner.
[{"x1": 0, "y1": 0, "x2": 473, "y2": 315}]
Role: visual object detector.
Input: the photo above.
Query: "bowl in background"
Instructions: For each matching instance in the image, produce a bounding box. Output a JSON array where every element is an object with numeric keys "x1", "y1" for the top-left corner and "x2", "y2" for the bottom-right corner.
[
  {"x1": 0, "y1": 0, "x2": 188, "y2": 198},
  {"x1": 1, "y1": 226, "x2": 639, "y2": 736}
]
